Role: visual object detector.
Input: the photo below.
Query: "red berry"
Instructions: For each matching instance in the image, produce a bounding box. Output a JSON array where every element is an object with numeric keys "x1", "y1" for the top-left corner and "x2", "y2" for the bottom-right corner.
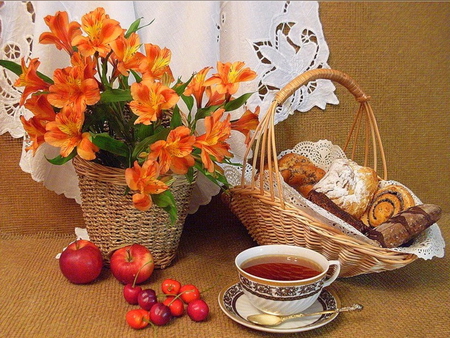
[
  {"x1": 187, "y1": 299, "x2": 209, "y2": 322},
  {"x1": 179, "y1": 284, "x2": 201, "y2": 304},
  {"x1": 123, "y1": 283, "x2": 142, "y2": 305},
  {"x1": 163, "y1": 296, "x2": 185, "y2": 317},
  {"x1": 150, "y1": 303, "x2": 172, "y2": 326},
  {"x1": 161, "y1": 278, "x2": 181, "y2": 295},
  {"x1": 126, "y1": 309, "x2": 150, "y2": 329},
  {"x1": 138, "y1": 288, "x2": 158, "y2": 311}
]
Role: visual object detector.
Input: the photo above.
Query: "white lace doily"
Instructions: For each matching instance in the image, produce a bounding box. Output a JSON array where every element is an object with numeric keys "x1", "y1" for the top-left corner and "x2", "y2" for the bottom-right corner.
[
  {"x1": 0, "y1": 1, "x2": 337, "y2": 213},
  {"x1": 223, "y1": 140, "x2": 445, "y2": 260}
]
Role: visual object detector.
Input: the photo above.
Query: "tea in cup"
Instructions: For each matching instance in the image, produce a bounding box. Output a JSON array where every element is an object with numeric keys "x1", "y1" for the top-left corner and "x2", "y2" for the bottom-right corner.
[{"x1": 235, "y1": 244, "x2": 340, "y2": 316}]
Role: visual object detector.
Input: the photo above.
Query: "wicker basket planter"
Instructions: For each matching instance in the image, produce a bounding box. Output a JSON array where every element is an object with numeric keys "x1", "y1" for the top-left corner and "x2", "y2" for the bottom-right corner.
[{"x1": 73, "y1": 156, "x2": 196, "y2": 269}]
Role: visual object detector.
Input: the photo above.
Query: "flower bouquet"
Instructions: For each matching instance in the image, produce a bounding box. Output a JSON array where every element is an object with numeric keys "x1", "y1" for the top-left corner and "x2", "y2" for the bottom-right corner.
[{"x1": 0, "y1": 7, "x2": 259, "y2": 266}]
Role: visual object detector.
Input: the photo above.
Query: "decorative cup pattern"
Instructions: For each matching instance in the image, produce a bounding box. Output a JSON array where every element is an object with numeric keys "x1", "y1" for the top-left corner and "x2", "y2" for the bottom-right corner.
[{"x1": 239, "y1": 274, "x2": 324, "y2": 301}]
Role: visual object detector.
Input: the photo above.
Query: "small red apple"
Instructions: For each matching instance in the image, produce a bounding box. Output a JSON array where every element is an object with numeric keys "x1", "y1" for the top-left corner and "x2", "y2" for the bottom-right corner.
[
  {"x1": 59, "y1": 239, "x2": 103, "y2": 284},
  {"x1": 110, "y1": 244, "x2": 154, "y2": 284}
]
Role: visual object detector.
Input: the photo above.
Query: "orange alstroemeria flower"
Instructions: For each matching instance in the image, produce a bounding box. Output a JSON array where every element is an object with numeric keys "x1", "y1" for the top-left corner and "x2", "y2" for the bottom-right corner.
[
  {"x1": 125, "y1": 160, "x2": 169, "y2": 211},
  {"x1": 70, "y1": 52, "x2": 98, "y2": 80},
  {"x1": 20, "y1": 115, "x2": 48, "y2": 155},
  {"x1": 14, "y1": 58, "x2": 50, "y2": 106},
  {"x1": 39, "y1": 11, "x2": 82, "y2": 55},
  {"x1": 149, "y1": 126, "x2": 196, "y2": 175},
  {"x1": 44, "y1": 106, "x2": 98, "y2": 160},
  {"x1": 205, "y1": 85, "x2": 226, "y2": 107},
  {"x1": 47, "y1": 65, "x2": 100, "y2": 112},
  {"x1": 139, "y1": 44, "x2": 174, "y2": 83},
  {"x1": 231, "y1": 106, "x2": 260, "y2": 145},
  {"x1": 109, "y1": 32, "x2": 145, "y2": 77},
  {"x1": 194, "y1": 109, "x2": 232, "y2": 173},
  {"x1": 72, "y1": 7, "x2": 123, "y2": 58},
  {"x1": 24, "y1": 94, "x2": 56, "y2": 122},
  {"x1": 203, "y1": 61, "x2": 257, "y2": 96},
  {"x1": 129, "y1": 79, "x2": 179, "y2": 125},
  {"x1": 184, "y1": 66, "x2": 212, "y2": 108}
]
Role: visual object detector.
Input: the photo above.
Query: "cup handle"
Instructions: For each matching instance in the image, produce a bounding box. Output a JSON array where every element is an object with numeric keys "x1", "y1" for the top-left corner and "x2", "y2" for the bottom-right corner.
[{"x1": 323, "y1": 260, "x2": 341, "y2": 287}]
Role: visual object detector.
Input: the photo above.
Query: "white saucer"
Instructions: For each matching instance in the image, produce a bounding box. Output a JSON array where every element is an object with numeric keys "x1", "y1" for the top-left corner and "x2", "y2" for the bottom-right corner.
[{"x1": 218, "y1": 283, "x2": 341, "y2": 333}]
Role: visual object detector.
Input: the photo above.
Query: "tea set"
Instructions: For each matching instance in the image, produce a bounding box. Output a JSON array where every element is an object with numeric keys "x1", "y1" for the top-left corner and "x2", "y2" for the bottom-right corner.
[{"x1": 218, "y1": 244, "x2": 363, "y2": 333}]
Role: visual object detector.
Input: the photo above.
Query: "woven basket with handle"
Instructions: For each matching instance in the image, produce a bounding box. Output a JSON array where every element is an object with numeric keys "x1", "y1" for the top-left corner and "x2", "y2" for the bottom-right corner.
[
  {"x1": 73, "y1": 156, "x2": 196, "y2": 269},
  {"x1": 226, "y1": 68, "x2": 418, "y2": 277}
]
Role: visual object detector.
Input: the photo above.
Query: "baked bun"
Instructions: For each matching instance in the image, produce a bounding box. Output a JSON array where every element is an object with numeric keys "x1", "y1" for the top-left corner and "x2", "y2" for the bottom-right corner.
[
  {"x1": 312, "y1": 158, "x2": 379, "y2": 219},
  {"x1": 278, "y1": 153, "x2": 312, "y2": 171},
  {"x1": 285, "y1": 163, "x2": 325, "y2": 197},
  {"x1": 278, "y1": 153, "x2": 324, "y2": 197},
  {"x1": 361, "y1": 184, "x2": 415, "y2": 227}
]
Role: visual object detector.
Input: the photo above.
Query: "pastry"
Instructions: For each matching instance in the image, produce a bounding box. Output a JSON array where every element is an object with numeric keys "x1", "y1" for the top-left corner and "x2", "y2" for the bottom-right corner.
[
  {"x1": 366, "y1": 204, "x2": 441, "y2": 248},
  {"x1": 277, "y1": 153, "x2": 325, "y2": 197},
  {"x1": 361, "y1": 184, "x2": 415, "y2": 227},
  {"x1": 307, "y1": 190, "x2": 370, "y2": 233},
  {"x1": 284, "y1": 163, "x2": 326, "y2": 197},
  {"x1": 312, "y1": 159, "x2": 379, "y2": 219},
  {"x1": 278, "y1": 153, "x2": 312, "y2": 172}
]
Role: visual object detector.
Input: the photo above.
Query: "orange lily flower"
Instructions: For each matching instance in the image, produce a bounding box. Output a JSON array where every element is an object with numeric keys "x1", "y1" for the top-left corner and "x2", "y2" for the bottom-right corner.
[
  {"x1": 231, "y1": 106, "x2": 260, "y2": 145},
  {"x1": 20, "y1": 115, "x2": 48, "y2": 155},
  {"x1": 72, "y1": 7, "x2": 123, "y2": 58},
  {"x1": 24, "y1": 94, "x2": 56, "y2": 122},
  {"x1": 14, "y1": 58, "x2": 50, "y2": 106},
  {"x1": 184, "y1": 66, "x2": 212, "y2": 108},
  {"x1": 125, "y1": 160, "x2": 169, "y2": 211},
  {"x1": 129, "y1": 79, "x2": 179, "y2": 125},
  {"x1": 139, "y1": 44, "x2": 174, "y2": 83},
  {"x1": 70, "y1": 52, "x2": 98, "y2": 80},
  {"x1": 47, "y1": 65, "x2": 100, "y2": 112},
  {"x1": 149, "y1": 126, "x2": 196, "y2": 175},
  {"x1": 203, "y1": 61, "x2": 256, "y2": 96},
  {"x1": 39, "y1": 11, "x2": 82, "y2": 55},
  {"x1": 194, "y1": 108, "x2": 232, "y2": 173},
  {"x1": 44, "y1": 106, "x2": 98, "y2": 160},
  {"x1": 110, "y1": 32, "x2": 145, "y2": 76},
  {"x1": 21, "y1": 95, "x2": 56, "y2": 154},
  {"x1": 205, "y1": 85, "x2": 226, "y2": 107}
]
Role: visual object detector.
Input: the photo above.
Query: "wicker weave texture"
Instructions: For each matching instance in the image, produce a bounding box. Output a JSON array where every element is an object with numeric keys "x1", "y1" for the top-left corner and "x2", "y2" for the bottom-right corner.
[
  {"x1": 73, "y1": 157, "x2": 195, "y2": 269},
  {"x1": 229, "y1": 69, "x2": 418, "y2": 277}
]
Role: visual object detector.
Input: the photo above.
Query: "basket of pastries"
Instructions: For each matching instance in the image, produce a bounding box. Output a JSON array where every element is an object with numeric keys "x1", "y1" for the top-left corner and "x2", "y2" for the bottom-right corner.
[{"x1": 223, "y1": 68, "x2": 445, "y2": 277}]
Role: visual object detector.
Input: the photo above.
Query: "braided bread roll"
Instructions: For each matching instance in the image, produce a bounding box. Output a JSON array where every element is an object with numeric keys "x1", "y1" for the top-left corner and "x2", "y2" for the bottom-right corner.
[{"x1": 361, "y1": 184, "x2": 415, "y2": 227}]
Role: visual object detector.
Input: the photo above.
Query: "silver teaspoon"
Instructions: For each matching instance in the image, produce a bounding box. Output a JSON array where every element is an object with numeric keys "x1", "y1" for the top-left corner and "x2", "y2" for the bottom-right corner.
[{"x1": 247, "y1": 303, "x2": 363, "y2": 327}]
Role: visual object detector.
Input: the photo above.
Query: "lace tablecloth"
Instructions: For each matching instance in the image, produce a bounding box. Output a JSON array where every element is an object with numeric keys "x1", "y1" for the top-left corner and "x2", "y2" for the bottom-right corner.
[{"x1": 0, "y1": 1, "x2": 337, "y2": 213}]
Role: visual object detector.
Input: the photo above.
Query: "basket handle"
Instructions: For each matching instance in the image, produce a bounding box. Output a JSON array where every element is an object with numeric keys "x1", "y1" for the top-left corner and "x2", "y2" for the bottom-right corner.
[{"x1": 242, "y1": 68, "x2": 387, "y2": 209}]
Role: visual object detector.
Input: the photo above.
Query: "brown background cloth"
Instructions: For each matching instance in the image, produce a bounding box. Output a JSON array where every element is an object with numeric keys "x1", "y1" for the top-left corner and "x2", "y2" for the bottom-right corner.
[{"x1": 0, "y1": 2, "x2": 449, "y2": 337}]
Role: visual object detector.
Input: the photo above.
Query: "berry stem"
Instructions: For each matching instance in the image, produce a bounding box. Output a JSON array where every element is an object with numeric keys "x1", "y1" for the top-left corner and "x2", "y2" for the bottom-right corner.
[{"x1": 131, "y1": 259, "x2": 153, "y2": 287}]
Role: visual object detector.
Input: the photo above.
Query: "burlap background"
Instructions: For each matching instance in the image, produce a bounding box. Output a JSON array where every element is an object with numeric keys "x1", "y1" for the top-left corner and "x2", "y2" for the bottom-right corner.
[{"x1": 0, "y1": 2, "x2": 449, "y2": 338}]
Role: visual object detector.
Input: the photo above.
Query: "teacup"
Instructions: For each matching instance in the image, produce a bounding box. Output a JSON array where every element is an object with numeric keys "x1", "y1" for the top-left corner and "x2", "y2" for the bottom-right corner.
[{"x1": 235, "y1": 244, "x2": 340, "y2": 316}]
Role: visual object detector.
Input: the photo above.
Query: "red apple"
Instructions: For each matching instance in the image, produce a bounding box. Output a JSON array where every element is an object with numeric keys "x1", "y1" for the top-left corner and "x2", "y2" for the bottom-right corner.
[
  {"x1": 110, "y1": 244, "x2": 154, "y2": 284},
  {"x1": 59, "y1": 239, "x2": 103, "y2": 284}
]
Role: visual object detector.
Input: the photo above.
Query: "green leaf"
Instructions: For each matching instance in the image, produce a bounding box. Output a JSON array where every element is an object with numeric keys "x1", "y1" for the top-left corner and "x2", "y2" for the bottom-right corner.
[
  {"x1": 152, "y1": 191, "x2": 178, "y2": 225},
  {"x1": 125, "y1": 17, "x2": 143, "y2": 37},
  {"x1": 194, "y1": 104, "x2": 221, "y2": 122},
  {"x1": 173, "y1": 74, "x2": 194, "y2": 95},
  {"x1": 100, "y1": 88, "x2": 133, "y2": 103},
  {"x1": 0, "y1": 59, "x2": 54, "y2": 84},
  {"x1": 224, "y1": 92, "x2": 254, "y2": 111},
  {"x1": 180, "y1": 94, "x2": 194, "y2": 113},
  {"x1": 125, "y1": 18, "x2": 155, "y2": 38},
  {"x1": 130, "y1": 69, "x2": 142, "y2": 83},
  {"x1": 194, "y1": 161, "x2": 230, "y2": 188},
  {"x1": 91, "y1": 133, "x2": 130, "y2": 158},
  {"x1": 170, "y1": 106, "x2": 183, "y2": 129},
  {"x1": 46, "y1": 149, "x2": 77, "y2": 165}
]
